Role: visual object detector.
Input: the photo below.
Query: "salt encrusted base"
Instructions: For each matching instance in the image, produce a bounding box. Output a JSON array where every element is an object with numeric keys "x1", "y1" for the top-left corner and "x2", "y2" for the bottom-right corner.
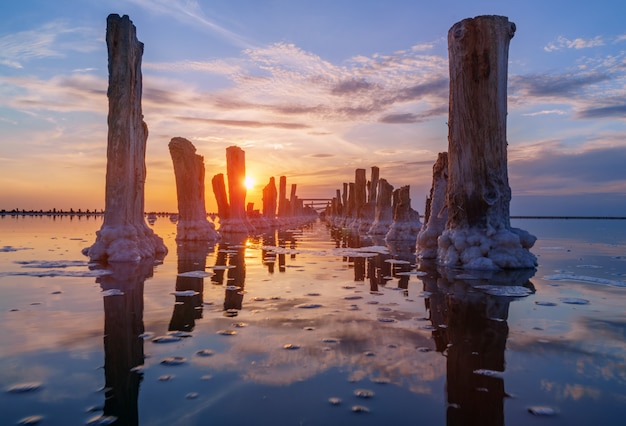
[
  {"x1": 437, "y1": 226, "x2": 537, "y2": 270},
  {"x1": 176, "y1": 220, "x2": 219, "y2": 241},
  {"x1": 84, "y1": 223, "x2": 167, "y2": 262}
]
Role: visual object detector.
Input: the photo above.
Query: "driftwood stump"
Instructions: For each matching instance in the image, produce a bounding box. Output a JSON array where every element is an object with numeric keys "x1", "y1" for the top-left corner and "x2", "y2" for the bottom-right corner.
[{"x1": 438, "y1": 15, "x2": 536, "y2": 269}]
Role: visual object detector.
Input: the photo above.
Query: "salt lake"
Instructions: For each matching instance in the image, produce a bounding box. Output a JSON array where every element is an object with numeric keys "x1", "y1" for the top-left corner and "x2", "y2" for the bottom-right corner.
[{"x1": 0, "y1": 215, "x2": 625, "y2": 425}]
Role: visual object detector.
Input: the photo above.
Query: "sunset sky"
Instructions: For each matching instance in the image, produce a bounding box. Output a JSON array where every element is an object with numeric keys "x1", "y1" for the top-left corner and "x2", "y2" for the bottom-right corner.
[{"x1": 1, "y1": 0, "x2": 625, "y2": 216}]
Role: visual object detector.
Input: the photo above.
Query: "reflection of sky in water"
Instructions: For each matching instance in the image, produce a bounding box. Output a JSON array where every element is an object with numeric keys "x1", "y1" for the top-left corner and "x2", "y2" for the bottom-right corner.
[{"x1": 0, "y1": 216, "x2": 624, "y2": 425}]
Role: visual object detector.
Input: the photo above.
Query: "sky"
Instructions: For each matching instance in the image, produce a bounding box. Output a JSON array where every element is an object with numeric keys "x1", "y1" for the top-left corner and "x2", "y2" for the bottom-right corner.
[{"x1": 1, "y1": 0, "x2": 625, "y2": 216}]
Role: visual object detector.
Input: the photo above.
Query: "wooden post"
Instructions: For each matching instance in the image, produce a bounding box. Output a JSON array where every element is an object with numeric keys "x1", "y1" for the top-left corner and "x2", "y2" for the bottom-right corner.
[
  {"x1": 85, "y1": 14, "x2": 166, "y2": 262},
  {"x1": 168, "y1": 137, "x2": 218, "y2": 241},
  {"x1": 439, "y1": 15, "x2": 536, "y2": 269},
  {"x1": 417, "y1": 152, "x2": 448, "y2": 259}
]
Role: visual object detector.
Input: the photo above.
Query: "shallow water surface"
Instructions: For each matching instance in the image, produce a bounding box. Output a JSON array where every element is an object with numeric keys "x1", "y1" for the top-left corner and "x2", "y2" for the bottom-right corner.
[{"x1": 1, "y1": 215, "x2": 625, "y2": 425}]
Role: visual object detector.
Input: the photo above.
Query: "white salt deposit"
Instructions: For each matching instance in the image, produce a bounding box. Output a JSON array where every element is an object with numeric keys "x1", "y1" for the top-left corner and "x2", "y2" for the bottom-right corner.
[
  {"x1": 473, "y1": 285, "x2": 533, "y2": 297},
  {"x1": 102, "y1": 289, "x2": 124, "y2": 297},
  {"x1": 177, "y1": 271, "x2": 212, "y2": 278},
  {"x1": 438, "y1": 226, "x2": 537, "y2": 270},
  {"x1": 171, "y1": 290, "x2": 199, "y2": 296}
]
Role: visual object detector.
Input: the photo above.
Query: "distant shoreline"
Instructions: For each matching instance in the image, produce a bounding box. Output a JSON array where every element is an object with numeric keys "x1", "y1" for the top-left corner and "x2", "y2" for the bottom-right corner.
[{"x1": 1, "y1": 210, "x2": 625, "y2": 220}]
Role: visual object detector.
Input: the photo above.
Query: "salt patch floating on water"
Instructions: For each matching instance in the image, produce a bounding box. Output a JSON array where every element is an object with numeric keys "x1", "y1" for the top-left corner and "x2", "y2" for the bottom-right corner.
[
  {"x1": 17, "y1": 415, "x2": 44, "y2": 425},
  {"x1": 295, "y1": 303, "x2": 322, "y2": 309},
  {"x1": 473, "y1": 285, "x2": 533, "y2": 297},
  {"x1": 544, "y1": 273, "x2": 626, "y2": 287},
  {"x1": 152, "y1": 335, "x2": 182, "y2": 343},
  {"x1": 102, "y1": 289, "x2": 124, "y2": 297},
  {"x1": 177, "y1": 271, "x2": 212, "y2": 278},
  {"x1": 473, "y1": 369, "x2": 503, "y2": 378},
  {"x1": 1, "y1": 269, "x2": 112, "y2": 278},
  {"x1": 161, "y1": 356, "x2": 186, "y2": 366},
  {"x1": 384, "y1": 259, "x2": 411, "y2": 265},
  {"x1": 527, "y1": 406, "x2": 558, "y2": 416},
  {"x1": 7, "y1": 382, "x2": 42, "y2": 393},
  {"x1": 535, "y1": 301, "x2": 558, "y2": 306},
  {"x1": 559, "y1": 297, "x2": 590, "y2": 305},
  {"x1": 354, "y1": 389, "x2": 375, "y2": 398},
  {"x1": 15, "y1": 260, "x2": 88, "y2": 268},
  {"x1": 1, "y1": 245, "x2": 32, "y2": 252},
  {"x1": 86, "y1": 414, "x2": 118, "y2": 425},
  {"x1": 171, "y1": 290, "x2": 199, "y2": 297}
]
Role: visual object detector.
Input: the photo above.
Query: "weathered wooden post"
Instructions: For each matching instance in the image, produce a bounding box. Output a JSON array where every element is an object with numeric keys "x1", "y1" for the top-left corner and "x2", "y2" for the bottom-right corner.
[
  {"x1": 417, "y1": 152, "x2": 448, "y2": 259},
  {"x1": 168, "y1": 137, "x2": 219, "y2": 241},
  {"x1": 211, "y1": 173, "x2": 230, "y2": 222},
  {"x1": 439, "y1": 15, "x2": 536, "y2": 269},
  {"x1": 368, "y1": 178, "x2": 394, "y2": 236},
  {"x1": 85, "y1": 14, "x2": 167, "y2": 262}
]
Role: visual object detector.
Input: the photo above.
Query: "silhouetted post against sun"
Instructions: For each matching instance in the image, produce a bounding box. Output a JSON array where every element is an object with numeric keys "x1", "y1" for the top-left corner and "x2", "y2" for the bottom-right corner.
[
  {"x1": 84, "y1": 14, "x2": 166, "y2": 262},
  {"x1": 438, "y1": 15, "x2": 536, "y2": 269}
]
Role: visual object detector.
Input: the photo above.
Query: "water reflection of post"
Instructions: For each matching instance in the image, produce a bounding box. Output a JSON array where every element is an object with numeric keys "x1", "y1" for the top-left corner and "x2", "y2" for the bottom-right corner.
[
  {"x1": 220, "y1": 236, "x2": 247, "y2": 313},
  {"x1": 261, "y1": 230, "x2": 277, "y2": 274},
  {"x1": 419, "y1": 265, "x2": 535, "y2": 426},
  {"x1": 168, "y1": 241, "x2": 213, "y2": 332},
  {"x1": 98, "y1": 260, "x2": 155, "y2": 426}
]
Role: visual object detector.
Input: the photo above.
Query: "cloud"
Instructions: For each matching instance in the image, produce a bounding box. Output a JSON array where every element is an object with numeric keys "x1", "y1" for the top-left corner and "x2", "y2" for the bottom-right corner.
[
  {"x1": 522, "y1": 109, "x2": 567, "y2": 117},
  {"x1": 175, "y1": 116, "x2": 310, "y2": 130},
  {"x1": 544, "y1": 35, "x2": 605, "y2": 52},
  {"x1": 126, "y1": 0, "x2": 256, "y2": 49},
  {"x1": 511, "y1": 72, "x2": 611, "y2": 97},
  {"x1": 379, "y1": 106, "x2": 447, "y2": 124},
  {"x1": 509, "y1": 141, "x2": 626, "y2": 195},
  {"x1": 577, "y1": 104, "x2": 626, "y2": 119},
  {"x1": 0, "y1": 20, "x2": 99, "y2": 69}
]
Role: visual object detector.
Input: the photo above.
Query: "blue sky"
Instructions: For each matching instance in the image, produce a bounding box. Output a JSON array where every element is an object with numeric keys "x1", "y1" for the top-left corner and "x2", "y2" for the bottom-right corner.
[{"x1": 1, "y1": 0, "x2": 625, "y2": 216}]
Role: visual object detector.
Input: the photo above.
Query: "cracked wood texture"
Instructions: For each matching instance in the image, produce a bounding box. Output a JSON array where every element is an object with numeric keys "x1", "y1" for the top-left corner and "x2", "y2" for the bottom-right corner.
[{"x1": 446, "y1": 15, "x2": 516, "y2": 231}]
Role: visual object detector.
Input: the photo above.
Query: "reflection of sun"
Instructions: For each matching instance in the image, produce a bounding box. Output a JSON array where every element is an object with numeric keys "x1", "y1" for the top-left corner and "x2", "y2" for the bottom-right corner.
[{"x1": 244, "y1": 176, "x2": 255, "y2": 190}]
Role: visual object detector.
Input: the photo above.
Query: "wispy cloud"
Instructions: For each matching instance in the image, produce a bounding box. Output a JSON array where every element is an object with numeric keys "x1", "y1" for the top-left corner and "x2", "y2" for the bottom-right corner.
[
  {"x1": 0, "y1": 20, "x2": 99, "y2": 69},
  {"x1": 522, "y1": 109, "x2": 567, "y2": 117},
  {"x1": 544, "y1": 35, "x2": 605, "y2": 52},
  {"x1": 126, "y1": 0, "x2": 257, "y2": 49}
]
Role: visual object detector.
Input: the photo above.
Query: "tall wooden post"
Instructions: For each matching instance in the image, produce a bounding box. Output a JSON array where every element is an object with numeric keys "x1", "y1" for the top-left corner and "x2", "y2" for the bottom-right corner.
[{"x1": 439, "y1": 15, "x2": 536, "y2": 269}]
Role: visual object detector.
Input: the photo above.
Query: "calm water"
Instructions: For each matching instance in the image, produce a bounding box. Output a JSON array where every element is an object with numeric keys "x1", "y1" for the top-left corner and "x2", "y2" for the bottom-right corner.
[{"x1": 0, "y1": 215, "x2": 625, "y2": 425}]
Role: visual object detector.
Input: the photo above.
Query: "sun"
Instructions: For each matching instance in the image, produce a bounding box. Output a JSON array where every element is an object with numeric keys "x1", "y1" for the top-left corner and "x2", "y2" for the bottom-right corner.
[{"x1": 244, "y1": 176, "x2": 255, "y2": 190}]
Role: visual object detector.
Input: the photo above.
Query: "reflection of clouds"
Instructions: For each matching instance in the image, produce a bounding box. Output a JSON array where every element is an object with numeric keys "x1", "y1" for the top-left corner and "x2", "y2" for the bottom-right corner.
[
  {"x1": 540, "y1": 380, "x2": 601, "y2": 401},
  {"x1": 200, "y1": 312, "x2": 445, "y2": 388}
]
